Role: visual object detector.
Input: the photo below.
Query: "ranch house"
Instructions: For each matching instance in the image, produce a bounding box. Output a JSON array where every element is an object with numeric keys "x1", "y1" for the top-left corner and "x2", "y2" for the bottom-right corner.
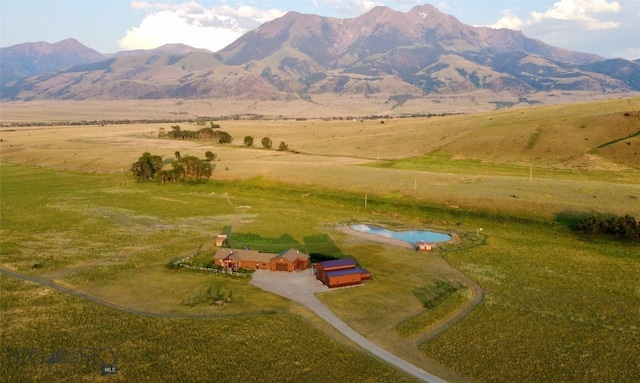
[
  {"x1": 213, "y1": 248, "x2": 310, "y2": 272},
  {"x1": 315, "y1": 258, "x2": 371, "y2": 288}
]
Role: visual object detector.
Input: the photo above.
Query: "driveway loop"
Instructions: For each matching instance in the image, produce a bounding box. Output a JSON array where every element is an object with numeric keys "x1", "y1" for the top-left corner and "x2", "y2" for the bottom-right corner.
[{"x1": 250, "y1": 270, "x2": 449, "y2": 383}]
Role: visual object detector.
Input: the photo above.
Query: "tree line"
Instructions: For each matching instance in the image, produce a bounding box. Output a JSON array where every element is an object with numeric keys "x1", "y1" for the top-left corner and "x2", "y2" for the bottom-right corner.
[
  {"x1": 159, "y1": 124, "x2": 290, "y2": 152},
  {"x1": 159, "y1": 124, "x2": 233, "y2": 144},
  {"x1": 576, "y1": 213, "x2": 640, "y2": 240},
  {"x1": 131, "y1": 151, "x2": 215, "y2": 183},
  {"x1": 249, "y1": 136, "x2": 288, "y2": 151}
]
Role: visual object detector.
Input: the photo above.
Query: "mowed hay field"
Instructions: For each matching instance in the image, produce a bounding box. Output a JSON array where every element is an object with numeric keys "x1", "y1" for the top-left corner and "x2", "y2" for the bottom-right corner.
[{"x1": 1, "y1": 97, "x2": 639, "y2": 383}]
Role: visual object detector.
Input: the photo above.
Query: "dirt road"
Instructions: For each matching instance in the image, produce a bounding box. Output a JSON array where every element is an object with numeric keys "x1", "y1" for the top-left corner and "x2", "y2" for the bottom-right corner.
[{"x1": 249, "y1": 270, "x2": 451, "y2": 383}]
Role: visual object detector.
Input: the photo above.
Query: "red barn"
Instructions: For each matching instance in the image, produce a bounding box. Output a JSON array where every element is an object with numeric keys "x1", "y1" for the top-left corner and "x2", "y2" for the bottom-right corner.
[{"x1": 315, "y1": 258, "x2": 371, "y2": 288}]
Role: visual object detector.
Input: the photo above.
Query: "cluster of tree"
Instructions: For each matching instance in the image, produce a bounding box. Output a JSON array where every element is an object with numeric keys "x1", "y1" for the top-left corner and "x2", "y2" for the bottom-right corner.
[
  {"x1": 131, "y1": 151, "x2": 214, "y2": 183},
  {"x1": 130, "y1": 152, "x2": 163, "y2": 181},
  {"x1": 576, "y1": 213, "x2": 639, "y2": 240},
  {"x1": 245, "y1": 136, "x2": 289, "y2": 151},
  {"x1": 160, "y1": 123, "x2": 232, "y2": 144}
]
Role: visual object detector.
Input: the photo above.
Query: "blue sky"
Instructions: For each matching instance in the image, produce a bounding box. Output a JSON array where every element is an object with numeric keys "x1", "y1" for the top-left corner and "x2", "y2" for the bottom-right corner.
[{"x1": 1, "y1": 1, "x2": 638, "y2": 59}]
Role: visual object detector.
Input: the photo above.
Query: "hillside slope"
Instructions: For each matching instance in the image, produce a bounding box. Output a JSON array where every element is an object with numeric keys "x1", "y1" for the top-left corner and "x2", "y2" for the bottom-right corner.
[{"x1": 2, "y1": 5, "x2": 638, "y2": 103}]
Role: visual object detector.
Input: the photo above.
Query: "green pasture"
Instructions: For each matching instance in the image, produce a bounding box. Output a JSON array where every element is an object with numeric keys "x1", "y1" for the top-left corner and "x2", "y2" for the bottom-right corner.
[
  {"x1": 1, "y1": 277, "x2": 417, "y2": 383},
  {"x1": 2, "y1": 105, "x2": 640, "y2": 383}
]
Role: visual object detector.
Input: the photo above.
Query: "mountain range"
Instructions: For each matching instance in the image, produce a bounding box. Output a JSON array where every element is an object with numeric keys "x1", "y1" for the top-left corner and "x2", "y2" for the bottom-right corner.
[{"x1": 2, "y1": 4, "x2": 639, "y2": 103}]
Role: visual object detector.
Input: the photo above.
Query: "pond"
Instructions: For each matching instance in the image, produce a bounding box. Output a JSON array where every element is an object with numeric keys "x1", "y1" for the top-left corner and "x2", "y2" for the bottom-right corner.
[{"x1": 350, "y1": 224, "x2": 451, "y2": 245}]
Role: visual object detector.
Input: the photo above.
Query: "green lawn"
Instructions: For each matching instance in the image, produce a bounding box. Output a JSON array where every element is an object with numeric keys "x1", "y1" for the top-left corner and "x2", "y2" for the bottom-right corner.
[{"x1": 1, "y1": 159, "x2": 639, "y2": 383}]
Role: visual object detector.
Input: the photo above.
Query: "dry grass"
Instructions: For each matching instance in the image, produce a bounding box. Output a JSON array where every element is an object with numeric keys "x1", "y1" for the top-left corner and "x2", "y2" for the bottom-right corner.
[
  {"x1": 2, "y1": 97, "x2": 638, "y2": 221},
  {"x1": 1, "y1": 91, "x2": 638, "y2": 122}
]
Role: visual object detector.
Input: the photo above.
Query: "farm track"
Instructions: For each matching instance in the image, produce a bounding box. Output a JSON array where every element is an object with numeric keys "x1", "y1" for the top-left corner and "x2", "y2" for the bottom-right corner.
[
  {"x1": 0, "y1": 266, "x2": 252, "y2": 319},
  {"x1": 249, "y1": 270, "x2": 453, "y2": 383}
]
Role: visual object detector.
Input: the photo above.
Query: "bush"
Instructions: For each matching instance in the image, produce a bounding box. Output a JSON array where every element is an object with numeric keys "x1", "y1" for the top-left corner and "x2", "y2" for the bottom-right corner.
[
  {"x1": 576, "y1": 213, "x2": 639, "y2": 240},
  {"x1": 277, "y1": 141, "x2": 289, "y2": 151}
]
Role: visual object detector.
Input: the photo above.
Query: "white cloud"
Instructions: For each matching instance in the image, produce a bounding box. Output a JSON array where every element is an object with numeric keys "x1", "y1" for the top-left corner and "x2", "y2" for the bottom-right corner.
[
  {"x1": 489, "y1": 9, "x2": 524, "y2": 30},
  {"x1": 530, "y1": 0, "x2": 621, "y2": 30},
  {"x1": 131, "y1": 1, "x2": 153, "y2": 10},
  {"x1": 118, "y1": 2, "x2": 285, "y2": 51}
]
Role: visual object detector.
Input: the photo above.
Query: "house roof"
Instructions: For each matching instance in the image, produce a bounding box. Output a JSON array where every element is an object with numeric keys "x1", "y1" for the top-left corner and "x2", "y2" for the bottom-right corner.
[
  {"x1": 318, "y1": 258, "x2": 357, "y2": 270},
  {"x1": 277, "y1": 249, "x2": 310, "y2": 262},
  {"x1": 214, "y1": 248, "x2": 309, "y2": 264},
  {"x1": 213, "y1": 249, "x2": 273, "y2": 263}
]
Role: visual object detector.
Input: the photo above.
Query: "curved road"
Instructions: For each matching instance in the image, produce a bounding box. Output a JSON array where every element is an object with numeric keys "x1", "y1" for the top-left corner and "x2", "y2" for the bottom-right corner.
[{"x1": 249, "y1": 270, "x2": 451, "y2": 383}]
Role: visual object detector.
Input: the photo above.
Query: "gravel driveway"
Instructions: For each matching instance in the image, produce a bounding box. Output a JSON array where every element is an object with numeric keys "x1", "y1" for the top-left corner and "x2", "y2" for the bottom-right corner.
[{"x1": 250, "y1": 269, "x2": 449, "y2": 383}]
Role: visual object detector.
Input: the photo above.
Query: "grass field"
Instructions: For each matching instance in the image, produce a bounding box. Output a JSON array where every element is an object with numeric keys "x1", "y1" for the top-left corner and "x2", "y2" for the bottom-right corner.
[{"x1": 1, "y1": 97, "x2": 639, "y2": 383}]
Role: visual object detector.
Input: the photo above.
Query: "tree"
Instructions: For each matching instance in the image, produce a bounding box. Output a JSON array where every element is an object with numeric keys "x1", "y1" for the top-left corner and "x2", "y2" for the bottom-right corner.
[
  {"x1": 244, "y1": 136, "x2": 254, "y2": 147},
  {"x1": 205, "y1": 151, "x2": 217, "y2": 161},
  {"x1": 197, "y1": 127, "x2": 216, "y2": 141},
  {"x1": 217, "y1": 130, "x2": 233, "y2": 144},
  {"x1": 168, "y1": 125, "x2": 181, "y2": 138},
  {"x1": 177, "y1": 156, "x2": 212, "y2": 179},
  {"x1": 261, "y1": 137, "x2": 272, "y2": 149},
  {"x1": 277, "y1": 141, "x2": 289, "y2": 151},
  {"x1": 159, "y1": 161, "x2": 185, "y2": 183},
  {"x1": 174, "y1": 151, "x2": 181, "y2": 160},
  {"x1": 131, "y1": 152, "x2": 163, "y2": 181}
]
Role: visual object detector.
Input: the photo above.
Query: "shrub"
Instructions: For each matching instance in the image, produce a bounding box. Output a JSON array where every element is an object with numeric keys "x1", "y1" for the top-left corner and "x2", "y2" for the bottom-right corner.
[{"x1": 576, "y1": 213, "x2": 639, "y2": 240}]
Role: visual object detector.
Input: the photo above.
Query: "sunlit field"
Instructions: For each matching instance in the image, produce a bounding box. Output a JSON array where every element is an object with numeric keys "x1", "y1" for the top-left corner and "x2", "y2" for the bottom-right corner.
[{"x1": 1, "y1": 97, "x2": 639, "y2": 382}]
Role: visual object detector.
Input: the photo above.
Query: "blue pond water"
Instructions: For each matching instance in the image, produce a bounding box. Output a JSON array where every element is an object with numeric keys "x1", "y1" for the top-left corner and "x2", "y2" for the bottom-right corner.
[{"x1": 351, "y1": 224, "x2": 451, "y2": 244}]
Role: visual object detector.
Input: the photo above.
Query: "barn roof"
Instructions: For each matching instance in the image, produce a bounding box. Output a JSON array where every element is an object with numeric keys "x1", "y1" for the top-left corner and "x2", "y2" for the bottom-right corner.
[
  {"x1": 326, "y1": 267, "x2": 365, "y2": 277},
  {"x1": 318, "y1": 258, "x2": 357, "y2": 270}
]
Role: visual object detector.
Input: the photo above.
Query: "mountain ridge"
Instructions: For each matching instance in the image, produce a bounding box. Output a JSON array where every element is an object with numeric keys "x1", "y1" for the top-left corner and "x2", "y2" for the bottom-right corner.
[{"x1": 1, "y1": 4, "x2": 638, "y2": 104}]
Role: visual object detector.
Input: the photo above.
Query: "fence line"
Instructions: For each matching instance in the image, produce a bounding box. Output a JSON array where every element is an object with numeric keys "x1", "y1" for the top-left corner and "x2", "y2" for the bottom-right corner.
[{"x1": 171, "y1": 251, "x2": 248, "y2": 278}]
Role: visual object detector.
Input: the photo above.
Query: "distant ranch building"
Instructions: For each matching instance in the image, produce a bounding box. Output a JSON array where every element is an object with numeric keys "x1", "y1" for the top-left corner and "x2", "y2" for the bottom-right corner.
[
  {"x1": 213, "y1": 248, "x2": 310, "y2": 272},
  {"x1": 315, "y1": 258, "x2": 371, "y2": 288},
  {"x1": 417, "y1": 241, "x2": 433, "y2": 252}
]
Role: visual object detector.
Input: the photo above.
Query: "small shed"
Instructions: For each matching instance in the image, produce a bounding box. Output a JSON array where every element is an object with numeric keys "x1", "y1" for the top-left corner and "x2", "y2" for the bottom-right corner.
[
  {"x1": 417, "y1": 241, "x2": 433, "y2": 252},
  {"x1": 215, "y1": 234, "x2": 228, "y2": 247}
]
